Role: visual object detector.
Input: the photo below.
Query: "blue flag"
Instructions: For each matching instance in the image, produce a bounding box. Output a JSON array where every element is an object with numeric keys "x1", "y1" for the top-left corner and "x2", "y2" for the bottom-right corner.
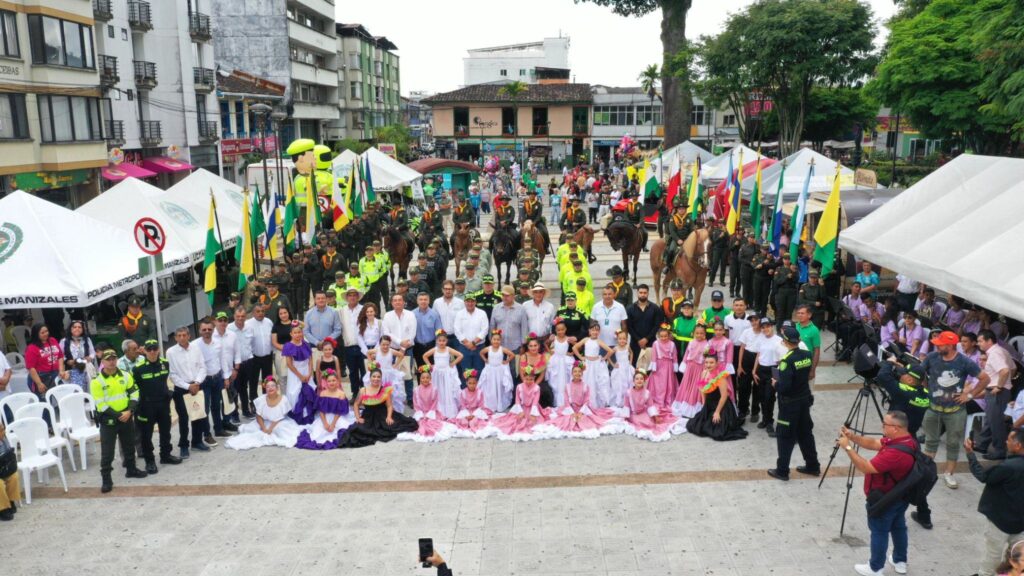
[{"x1": 789, "y1": 164, "x2": 814, "y2": 264}]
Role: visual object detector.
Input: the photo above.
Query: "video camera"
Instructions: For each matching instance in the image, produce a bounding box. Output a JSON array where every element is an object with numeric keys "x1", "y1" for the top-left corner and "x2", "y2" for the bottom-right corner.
[{"x1": 854, "y1": 341, "x2": 923, "y2": 383}]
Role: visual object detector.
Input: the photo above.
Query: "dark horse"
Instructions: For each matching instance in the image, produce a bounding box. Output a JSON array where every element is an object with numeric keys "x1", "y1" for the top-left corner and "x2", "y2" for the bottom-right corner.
[
  {"x1": 605, "y1": 216, "x2": 645, "y2": 285},
  {"x1": 383, "y1": 226, "x2": 414, "y2": 292},
  {"x1": 489, "y1": 221, "x2": 520, "y2": 287}
]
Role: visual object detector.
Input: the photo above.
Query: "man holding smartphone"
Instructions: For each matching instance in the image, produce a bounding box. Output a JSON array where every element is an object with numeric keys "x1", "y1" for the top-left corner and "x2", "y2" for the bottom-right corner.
[{"x1": 419, "y1": 542, "x2": 453, "y2": 576}]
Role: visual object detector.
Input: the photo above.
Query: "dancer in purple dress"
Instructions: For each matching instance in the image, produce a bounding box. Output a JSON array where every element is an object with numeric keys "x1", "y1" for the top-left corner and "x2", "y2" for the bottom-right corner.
[{"x1": 295, "y1": 370, "x2": 353, "y2": 450}]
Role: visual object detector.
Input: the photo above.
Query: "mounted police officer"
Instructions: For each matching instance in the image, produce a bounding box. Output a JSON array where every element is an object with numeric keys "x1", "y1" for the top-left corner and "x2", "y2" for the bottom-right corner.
[
  {"x1": 662, "y1": 196, "x2": 692, "y2": 276},
  {"x1": 520, "y1": 187, "x2": 551, "y2": 253},
  {"x1": 560, "y1": 197, "x2": 587, "y2": 239},
  {"x1": 767, "y1": 325, "x2": 821, "y2": 481}
]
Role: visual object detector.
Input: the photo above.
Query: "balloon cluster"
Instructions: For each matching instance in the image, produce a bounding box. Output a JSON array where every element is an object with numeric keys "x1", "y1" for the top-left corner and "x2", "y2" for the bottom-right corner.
[
  {"x1": 616, "y1": 134, "x2": 638, "y2": 159},
  {"x1": 483, "y1": 155, "x2": 500, "y2": 174}
]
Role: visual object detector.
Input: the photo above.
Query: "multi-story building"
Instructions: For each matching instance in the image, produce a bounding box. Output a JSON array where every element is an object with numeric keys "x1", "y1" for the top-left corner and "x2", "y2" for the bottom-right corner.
[
  {"x1": 213, "y1": 0, "x2": 338, "y2": 143},
  {"x1": 0, "y1": 0, "x2": 107, "y2": 207},
  {"x1": 424, "y1": 83, "x2": 591, "y2": 164},
  {"x1": 463, "y1": 37, "x2": 570, "y2": 86},
  {"x1": 93, "y1": 0, "x2": 220, "y2": 188},
  {"x1": 401, "y1": 90, "x2": 433, "y2": 151},
  {"x1": 330, "y1": 23, "x2": 400, "y2": 141},
  {"x1": 217, "y1": 69, "x2": 286, "y2": 185}
]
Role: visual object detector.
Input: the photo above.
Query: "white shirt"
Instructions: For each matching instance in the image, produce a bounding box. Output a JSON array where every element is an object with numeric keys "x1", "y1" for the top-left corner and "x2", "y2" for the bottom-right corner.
[
  {"x1": 1009, "y1": 388, "x2": 1024, "y2": 425},
  {"x1": 245, "y1": 317, "x2": 274, "y2": 357},
  {"x1": 773, "y1": 339, "x2": 808, "y2": 364},
  {"x1": 589, "y1": 300, "x2": 627, "y2": 346},
  {"x1": 339, "y1": 303, "x2": 363, "y2": 348},
  {"x1": 522, "y1": 298, "x2": 557, "y2": 339},
  {"x1": 382, "y1": 309, "x2": 417, "y2": 349},
  {"x1": 357, "y1": 318, "x2": 382, "y2": 356},
  {"x1": 739, "y1": 330, "x2": 761, "y2": 356},
  {"x1": 756, "y1": 335, "x2": 784, "y2": 366},
  {"x1": 227, "y1": 321, "x2": 254, "y2": 361},
  {"x1": 454, "y1": 308, "x2": 489, "y2": 345},
  {"x1": 724, "y1": 314, "x2": 752, "y2": 346},
  {"x1": 194, "y1": 337, "x2": 227, "y2": 379},
  {"x1": 895, "y1": 274, "x2": 918, "y2": 295},
  {"x1": 166, "y1": 343, "x2": 207, "y2": 390},
  {"x1": 213, "y1": 328, "x2": 241, "y2": 378},
  {"x1": 432, "y1": 296, "x2": 466, "y2": 334}
]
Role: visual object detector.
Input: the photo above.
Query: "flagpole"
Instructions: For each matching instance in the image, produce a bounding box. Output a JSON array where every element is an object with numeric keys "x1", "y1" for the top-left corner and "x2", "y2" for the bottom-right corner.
[
  {"x1": 209, "y1": 189, "x2": 228, "y2": 271},
  {"x1": 247, "y1": 188, "x2": 262, "y2": 275}
]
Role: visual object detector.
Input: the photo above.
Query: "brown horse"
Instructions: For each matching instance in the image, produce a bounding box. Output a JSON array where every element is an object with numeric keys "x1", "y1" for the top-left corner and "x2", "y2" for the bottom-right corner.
[
  {"x1": 561, "y1": 226, "x2": 596, "y2": 263},
  {"x1": 383, "y1": 226, "x2": 413, "y2": 292},
  {"x1": 452, "y1": 223, "x2": 473, "y2": 278},
  {"x1": 520, "y1": 220, "x2": 546, "y2": 263},
  {"x1": 650, "y1": 228, "x2": 710, "y2": 303},
  {"x1": 606, "y1": 221, "x2": 645, "y2": 285}
]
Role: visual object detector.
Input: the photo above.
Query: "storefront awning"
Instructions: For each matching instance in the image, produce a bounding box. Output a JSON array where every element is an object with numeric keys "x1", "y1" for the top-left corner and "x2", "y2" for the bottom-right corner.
[
  {"x1": 141, "y1": 156, "x2": 194, "y2": 173},
  {"x1": 101, "y1": 163, "x2": 157, "y2": 181}
]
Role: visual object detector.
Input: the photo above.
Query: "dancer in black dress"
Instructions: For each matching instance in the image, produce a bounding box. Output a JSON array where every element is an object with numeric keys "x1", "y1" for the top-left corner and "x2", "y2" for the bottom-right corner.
[
  {"x1": 686, "y1": 352, "x2": 748, "y2": 441},
  {"x1": 338, "y1": 367, "x2": 418, "y2": 448}
]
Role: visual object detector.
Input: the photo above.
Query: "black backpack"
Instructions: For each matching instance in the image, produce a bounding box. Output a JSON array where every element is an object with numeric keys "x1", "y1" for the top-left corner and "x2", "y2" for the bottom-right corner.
[{"x1": 867, "y1": 443, "x2": 938, "y2": 517}]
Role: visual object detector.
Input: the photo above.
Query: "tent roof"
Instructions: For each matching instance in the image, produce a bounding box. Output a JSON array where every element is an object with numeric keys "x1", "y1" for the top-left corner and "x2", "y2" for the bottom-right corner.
[
  {"x1": 701, "y1": 144, "x2": 759, "y2": 182},
  {"x1": 331, "y1": 149, "x2": 359, "y2": 178},
  {"x1": 839, "y1": 154, "x2": 1024, "y2": 321},
  {"x1": 407, "y1": 158, "x2": 481, "y2": 175},
  {"x1": 742, "y1": 148, "x2": 858, "y2": 202},
  {"x1": 0, "y1": 192, "x2": 186, "y2": 308},
  {"x1": 361, "y1": 147, "x2": 422, "y2": 191},
  {"x1": 165, "y1": 169, "x2": 245, "y2": 241},
  {"x1": 652, "y1": 140, "x2": 713, "y2": 175}
]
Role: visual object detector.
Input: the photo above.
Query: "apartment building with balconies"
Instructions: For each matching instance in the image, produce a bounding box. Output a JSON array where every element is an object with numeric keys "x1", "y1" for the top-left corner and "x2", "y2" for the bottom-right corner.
[{"x1": 329, "y1": 22, "x2": 400, "y2": 142}]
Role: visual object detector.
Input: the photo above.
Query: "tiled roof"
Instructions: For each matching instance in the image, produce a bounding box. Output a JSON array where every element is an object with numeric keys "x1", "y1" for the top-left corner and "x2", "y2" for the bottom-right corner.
[
  {"x1": 216, "y1": 70, "x2": 286, "y2": 98},
  {"x1": 423, "y1": 83, "x2": 592, "y2": 105}
]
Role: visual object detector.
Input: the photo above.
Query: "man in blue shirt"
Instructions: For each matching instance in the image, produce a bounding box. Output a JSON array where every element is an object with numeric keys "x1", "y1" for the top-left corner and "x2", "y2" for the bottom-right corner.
[
  {"x1": 303, "y1": 291, "x2": 341, "y2": 348},
  {"x1": 412, "y1": 291, "x2": 443, "y2": 369}
]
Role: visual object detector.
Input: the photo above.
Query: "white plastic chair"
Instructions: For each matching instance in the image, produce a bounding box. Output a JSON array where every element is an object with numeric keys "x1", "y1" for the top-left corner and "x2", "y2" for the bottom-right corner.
[
  {"x1": 45, "y1": 384, "x2": 83, "y2": 433},
  {"x1": 0, "y1": 392, "x2": 38, "y2": 428},
  {"x1": 5, "y1": 352, "x2": 24, "y2": 370},
  {"x1": 14, "y1": 403, "x2": 76, "y2": 472},
  {"x1": 965, "y1": 411, "x2": 985, "y2": 443},
  {"x1": 1007, "y1": 335, "x2": 1024, "y2": 359},
  {"x1": 57, "y1": 393, "x2": 100, "y2": 471},
  {"x1": 9, "y1": 416, "x2": 68, "y2": 504}
]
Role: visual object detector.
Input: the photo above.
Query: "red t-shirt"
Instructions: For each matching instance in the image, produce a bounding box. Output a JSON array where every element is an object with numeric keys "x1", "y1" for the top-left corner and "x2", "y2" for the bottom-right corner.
[
  {"x1": 24, "y1": 338, "x2": 64, "y2": 373},
  {"x1": 864, "y1": 435, "x2": 917, "y2": 495}
]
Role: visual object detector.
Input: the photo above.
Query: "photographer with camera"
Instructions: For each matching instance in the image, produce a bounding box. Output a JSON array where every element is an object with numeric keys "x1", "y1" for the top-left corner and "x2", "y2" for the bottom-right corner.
[{"x1": 839, "y1": 411, "x2": 917, "y2": 576}]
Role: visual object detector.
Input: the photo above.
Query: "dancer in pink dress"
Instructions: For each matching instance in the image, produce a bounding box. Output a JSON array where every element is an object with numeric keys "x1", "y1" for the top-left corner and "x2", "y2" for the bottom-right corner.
[
  {"x1": 491, "y1": 367, "x2": 553, "y2": 441},
  {"x1": 399, "y1": 367, "x2": 457, "y2": 443},
  {"x1": 646, "y1": 325, "x2": 679, "y2": 410},
  {"x1": 608, "y1": 330, "x2": 634, "y2": 408},
  {"x1": 422, "y1": 331, "x2": 464, "y2": 419},
  {"x1": 548, "y1": 364, "x2": 621, "y2": 438},
  {"x1": 452, "y1": 372, "x2": 495, "y2": 438},
  {"x1": 672, "y1": 324, "x2": 710, "y2": 418},
  {"x1": 623, "y1": 371, "x2": 685, "y2": 442},
  {"x1": 708, "y1": 321, "x2": 734, "y2": 374}
]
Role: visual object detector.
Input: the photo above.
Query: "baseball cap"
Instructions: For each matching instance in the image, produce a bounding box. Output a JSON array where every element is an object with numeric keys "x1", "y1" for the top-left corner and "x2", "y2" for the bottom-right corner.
[
  {"x1": 564, "y1": 292, "x2": 577, "y2": 300},
  {"x1": 681, "y1": 300, "x2": 694, "y2": 308},
  {"x1": 930, "y1": 330, "x2": 958, "y2": 347},
  {"x1": 101, "y1": 349, "x2": 119, "y2": 360},
  {"x1": 144, "y1": 339, "x2": 160, "y2": 350},
  {"x1": 781, "y1": 325, "x2": 801, "y2": 343},
  {"x1": 711, "y1": 290, "x2": 724, "y2": 301},
  {"x1": 215, "y1": 311, "x2": 229, "y2": 321},
  {"x1": 760, "y1": 317, "x2": 774, "y2": 326},
  {"x1": 482, "y1": 274, "x2": 495, "y2": 283},
  {"x1": 463, "y1": 292, "x2": 477, "y2": 301}
]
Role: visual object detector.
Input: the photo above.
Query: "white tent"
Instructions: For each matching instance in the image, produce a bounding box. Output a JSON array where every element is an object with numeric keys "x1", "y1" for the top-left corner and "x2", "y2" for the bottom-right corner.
[
  {"x1": 245, "y1": 158, "x2": 293, "y2": 198},
  {"x1": 164, "y1": 169, "x2": 244, "y2": 242},
  {"x1": 839, "y1": 154, "x2": 1024, "y2": 321},
  {"x1": 740, "y1": 148, "x2": 857, "y2": 203},
  {"x1": 361, "y1": 147, "x2": 422, "y2": 191},
  {"x1": 331, "y1": 149, "x2": 359, "y2": 180},
  {"x1": 651, "y1": 140, "x2": 714, "y2": 177},
  {"x1": 0, "y1": 192, "x2": 187, "y2": 308},
  {"x1": 77, "y1": 178, "x2": 216, "y2": 271},
  {"x1": 701, "y1": 144, "x2": 759, "y2": 184}
]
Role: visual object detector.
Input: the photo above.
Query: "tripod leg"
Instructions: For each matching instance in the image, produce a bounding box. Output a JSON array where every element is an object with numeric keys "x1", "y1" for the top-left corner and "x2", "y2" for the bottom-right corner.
[
  {"x1": 840, "y1": 387, "x2": 878, "y2": 536},
  {"x1": 818, "y1": 387, "x2": 867, "y2": 488}
]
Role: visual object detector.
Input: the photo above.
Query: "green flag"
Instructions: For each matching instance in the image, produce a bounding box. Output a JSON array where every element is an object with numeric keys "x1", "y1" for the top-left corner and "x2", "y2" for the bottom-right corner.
[
  {"x1": 203, "y1": 197, "x2": 220, "y2": 306},
  {"x1": 750, "y1": 153, "x2": 763, "y2": 242},
  {"x1": 250, "y1": 186, "x2": 267, "y2": 240}
]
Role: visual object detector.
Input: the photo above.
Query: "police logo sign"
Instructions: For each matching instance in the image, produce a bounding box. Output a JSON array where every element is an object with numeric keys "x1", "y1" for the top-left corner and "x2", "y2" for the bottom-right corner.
[{"x1": 0, "y1": 222, "x2": 23, "y2": 266}]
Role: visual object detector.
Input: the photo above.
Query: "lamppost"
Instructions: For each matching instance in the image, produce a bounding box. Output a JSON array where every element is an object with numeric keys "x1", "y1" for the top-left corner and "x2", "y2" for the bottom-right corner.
[
  {"x1": 250, "y1": 102, "x2": 273, "y2": 206},
  {"x1": 270, "y1": 105, "x2": 288, "y2": 209}
]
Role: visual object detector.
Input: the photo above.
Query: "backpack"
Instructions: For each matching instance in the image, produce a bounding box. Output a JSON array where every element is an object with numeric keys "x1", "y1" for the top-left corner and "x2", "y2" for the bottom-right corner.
[{"x1": 867, "y1": 443, "x2": 938, "y2": 517}]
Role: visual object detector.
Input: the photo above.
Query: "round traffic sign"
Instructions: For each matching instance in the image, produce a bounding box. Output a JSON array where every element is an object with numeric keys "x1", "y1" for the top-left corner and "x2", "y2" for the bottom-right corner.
[{"x1": 134, "y1": 217, "x2": 166, "y2": 255}]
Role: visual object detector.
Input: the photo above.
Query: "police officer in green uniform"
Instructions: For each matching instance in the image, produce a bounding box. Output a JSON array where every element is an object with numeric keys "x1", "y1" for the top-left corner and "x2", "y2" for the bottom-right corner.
[
  {"x1": 320, "y1": 244, "x2": 345, "y2": 292},
  {"x1": 494, "y1": 194, "x2": 516, "y2": 230},
  {"x1": 623, "y1": 195, "x2": 648, "y2": 252},
  {"x1": 372, "y1": 240, "x2": 391, "y2": 309},
  {"x1": 707, "y1": 218, "x2": 729, "y2": 287},
  {"x1": 344, "y1": 262, "x2": 368, "y2": 296},
  {"x1": 519, "y1": 259, "x2": 540, "y2": 287},
  {"x1": 464, "y1": 263, "x2": 483, "y2": 295},
  {"x1": 520, "y1": 187, "x2": 551, "y2": 253},
  {"x1": 474, "y1": 274, "x2": 501, "y2": 320},
  {"x1": 473, "y1": 238, "x2": 493, "y2": 276},
  {"x1": 407, "y1": 267, "x2": 431, "y2": 305},
  {"x1": 132, "y1": 339, "x2": 182, "y2": 474},
  {"x1": 327, "y1": 271, "x2": 347, "y2": 303},
  {"x1": 560, "y1": 197, "x2": 587, "y2": 239},
  {"x1": 515, "y1": 280, "x2": 533, "y2": 304},
  {"x1": 260, "y1": 277, "x2": 292, "y2": 322},
  {"x1": 767, "y1": 325, "x2": 821, "y2": 481},
  {"x1": 798, "y1": 270, "x2": 826, "y2": 328},
  {"x1": 358, "y1": 245, "x2": 380, "y2": 308},
  {"x1": 118, "y1": 296, "x2": 156, "y2": 344},
  {"x1": 90, "y1": 349, "x2": 148, "y2": 493},
  {"x1": 738, "y1": 233, "x2": 758, "y2": 304},
  {"x1": 556, "y1": 292, "x2": 589, "y2": 341},
  {"x1": 773, "y1": 259, "x2": 800, "y2": 328},
  {"x1": 752, "y1": 243, "x2": 774, "y2": 315},
  {"x1": 728, "y1": 228, "x2": 746, "y2": 298},
  {"x1": 517, "y1": 236, "x2": 541, "y2": 272},
  {"x1": 662, "y1": 199, "x2": 692, "y2": 276}
]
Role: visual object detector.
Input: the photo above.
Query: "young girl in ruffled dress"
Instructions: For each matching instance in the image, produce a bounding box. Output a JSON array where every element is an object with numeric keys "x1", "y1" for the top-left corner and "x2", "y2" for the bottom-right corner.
[
  {"x1": 608, "y1": 330, "x2": 634, "y2": 409},
  {"x1": 295, "y1": 369, "x2": 352, "y2": 450},
  {"x1": 647, "y1": 325, "x2": 679, "y2": 410},
  {"x1": 548, "y1": 363, "x2": 621, "y2": 439},
  {"x1": 622, "y1": 371, "x2": 684, "y2": 442},
  {"x1": 227, "y1": 376, "x2": 302, "y2": 450},
  {"x1": 672, "y1": 323, "x2": 709, "y2": 419},
  {"x1": 423, "y1": 331, "x2": 464, "y2": 418},
  {"x1": 364, "y1": 336, "x2": 408, "y2": 414},
  {"x1": 546, "y1": 319, "x2": 574, "y2": 408},
  {"x1": 400, "y1": 366, "x2": 457, "y2": 443},
  {"x1": 573, "y1": 321, "x2": 615, "y2": 407},
  {"x1": 708, "y1": 321, "x2": 734, "y2": 374},
  {"x1": 453, "y1": 371, "x2": 495, "y2": 438},
  {"x1": 492, "y1": 366, "x2": 552, "y2": 441},
  {"x1": 478, "y1": 330, "x2": 514, "y2": 412}
]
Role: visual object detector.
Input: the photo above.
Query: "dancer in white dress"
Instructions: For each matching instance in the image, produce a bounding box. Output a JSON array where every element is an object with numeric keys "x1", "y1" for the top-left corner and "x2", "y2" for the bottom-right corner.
[
  {"x1": 226, "y1": 377, "x2": 301, "y2": 450},
  {"x1": 546, "y1": 320, "x2": 574, "y2": 409},
  {"x1": 608, "y1": 330, "x2": 635, "y2": 408},
  {"x1": 422, "y1": 331, "x2": 464, "y2": 418},
  {"x1": 362, "y1": 336, "x2": 408, "y2": 413},
  {"x1": 573, "y1": 321, "x2": 615, "y2": 408},
  {"x1": 478, "y1": 330, "x2": 514, "y2": 411},
  {"x1": 281, "y1": 324, "x2": 314, "y2": 422}
]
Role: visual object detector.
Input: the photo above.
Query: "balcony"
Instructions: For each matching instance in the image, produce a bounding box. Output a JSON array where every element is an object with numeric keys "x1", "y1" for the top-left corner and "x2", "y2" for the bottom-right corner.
[
  {"x1": 198, "y1": 120, "x2": 218, "y2": 143},
  {"x1": 93, "y1": 0, "x2": 113, "y2": 21},
  {"x1": 139, "y1": 120, "x2": 161, "y2": 147},
  {"x1": 99, "y1": 55, "x2": 119, "y2": 88},
  {"x1": 128, "y1": 1, "x2": 152, "y2": 31},
  {"x1": 193, "y1": 67, "x2": 214, "y2": 93},
  {"x1": 533, "y1": 124, "x2": 549, "y2": 136},
  {"x1": 189, "y1": 13, "x2": 211, "y2": 41},
  {"x1": 572, "y1": 123, "x2": 589, "y2": 136},
  {"x1": 455, "y1": 125, "x2": 470, "y2": 138},
  {"x1": 105, "y1": 120, "x2": 125, "y2": 147},
  {"x1": 133, "y1": 60, "x2": 157, "y2": 90}
]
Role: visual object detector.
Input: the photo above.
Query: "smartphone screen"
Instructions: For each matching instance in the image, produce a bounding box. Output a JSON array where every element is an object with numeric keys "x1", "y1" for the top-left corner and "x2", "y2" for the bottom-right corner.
[{"x1": 418, "y1": 538, "x2": 434, "y2": 567}]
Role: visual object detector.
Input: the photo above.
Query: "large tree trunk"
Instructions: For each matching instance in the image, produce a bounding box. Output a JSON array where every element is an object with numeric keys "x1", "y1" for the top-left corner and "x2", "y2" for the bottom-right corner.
[{"x1": 660, "y1": 0, "x2": 693, "y2": 149}]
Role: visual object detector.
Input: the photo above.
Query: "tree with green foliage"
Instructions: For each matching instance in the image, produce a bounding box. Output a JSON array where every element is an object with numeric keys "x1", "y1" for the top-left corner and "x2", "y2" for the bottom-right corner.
[
  {"x1": 638, "y1": 64, "x2": 661, "y2": 147},
  {"x1": 974, "y1": 0, "x2": 1024, "y2": 142},
  {"x1": 334, "y1": 138, "x2": 370, "y2": 156},
  {"x1": 760, "y1": 86, "x2": 877, "y2": 150},
  {"x1": 575, "y1": 0, "x2": 692, "y2": 148},
  {"x1": 693, "y1": 30, "x2": 764, "y2": 146},
  {"x1": 498, "y1": 81, "x2": 528, "y2": 163},
  {"x1": 373, "y1": 124, "x2": 414, "y2": 162}
]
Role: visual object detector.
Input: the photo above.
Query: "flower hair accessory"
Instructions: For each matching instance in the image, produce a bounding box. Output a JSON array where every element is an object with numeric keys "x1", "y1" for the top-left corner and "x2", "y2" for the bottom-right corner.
[
  {"x1": 659, "y1": 323, "x2": 672, "y2": 331},
  {"x1": 490, "y1": 329, "x2": 502, "y2": 336},
  {"x1": 366, "y1": 361, "x2": 379, "y2": 371},
  {"x1": 528, "y1": 331, "x2": 538, "y2": 340},
  {"x1": 322, "y1": 337, "x2": 338, "y2": 348},
  {"x1": 635, "y1": 369, "x2": 649, "y2": 378},
  {"x1": 291, "y1": 320, "x2": 301, "y2": 327},
  {"x1": 435, "y1": 328, "x2": 446, "y2": 337},
  {"x1": 417, "y1": 364, "x2": 431, "y2": 374},
  {"x1": 463, "y1": 369, "x2": 478, "y2": 379},
  {"x1": 552, "y1": 316, "x2": 563, "y2": 326},
  {"x1": 263, "y1": 375, "x2": 277, "y2": 384},
  {"x1": 321, "y1": 368, "x2": 338, "y2": 378},
  {"x1": 522, "y1": 365, "x2": 536, "y2": 376}
]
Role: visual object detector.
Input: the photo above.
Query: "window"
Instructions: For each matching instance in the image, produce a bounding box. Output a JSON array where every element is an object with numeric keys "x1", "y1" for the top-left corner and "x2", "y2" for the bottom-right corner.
[
  {"x1": 501, "y1": 107, "x2": 515, "y2": 135},
  {"x1": 531, "y1": 107, "x2": 548, "y2": 135},
  {"x1": 592, "y1": 105, "x2": 634, "y2": 127},
  {"x1": 691, "y1": 104, "x2": 707, "y2": 126},
  {"x1": 374, "y1": 86, "x2": 383, "y2": 102},
  {"x1": 294, "y1": 82, "x2": 323, "y2": 103},
  {"x1": 519, "y1": 69, "x2": 526, "y2": 76},
  {"x1": 349, "y1": 53, "x2": 360, "y2": 70},
  {"x1": 107, "y1": 25, "x2": 114, "y2": 39},
  {"x1": 220, "y1": 101, "x2": 230, "y2": 137},
  {"x1": 350, "y1": 82, "x2": 362, "y2": 100},
  {"x1": 374, "y1": 60, "x2": 382, "y2": 76},
  {"x1": 37, "y1": 95, "x2": 103, "y2": 142},
  {"x1": 234, "y1": 101, "x2": 245, "y2": 136},
  {"x1": 291, "y1": 44, "x2": 327, "y2": 67},
  {"x1": 0, "y1": 94, "x2": 28, "y2": 139},
  {"x1": 1, "y1": 10, "x2": 19, "y2": 57},
  {"x1": 636, "y1": 105, "x2": 662, "y2": 127},
  {"x1": 121, "y1": 28, "x2": 127, "y2": 41},
  {"x1": 723, "y1": 114, "x2": 737, "y2": 127},
  {"x1": 28, "y1": 15, "x2": 94, "y2": 69},
  {"x1": 499, "y1": 69, "x2": 507, "y2": 77},
  {"x1": 453, "y1": 107, "x2": 469, "y2": 135}
]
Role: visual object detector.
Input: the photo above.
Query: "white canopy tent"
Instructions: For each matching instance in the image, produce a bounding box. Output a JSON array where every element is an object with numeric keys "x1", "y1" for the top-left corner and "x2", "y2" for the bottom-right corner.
[
  {"x1": 164, "y1": 168, "x2": 244, "y2": 243},
  {"x1": 651, "y1": 140, "x2": 714, "y2": 177},
  {"x1": 839, "y1": 154, "x2": 1024, "y2": 321},
  {"x1": 331, "y1": 149, "x2": 359, "y2": 180},
  {"x1": 700, "y1": 144, "x2": 759, "y2": 185},
  {"x1": 360, "y1": 147, "x2": 422, "y2": 192},
  {"x1": 0, "y1": 192, "x2": 187, "y2": 308},
  {"x1": 77, "y1": 178, "x2": 215, "y2": 271},
  {"x1": 740, "y1": 147, "x2": 858, "y2": 203}
]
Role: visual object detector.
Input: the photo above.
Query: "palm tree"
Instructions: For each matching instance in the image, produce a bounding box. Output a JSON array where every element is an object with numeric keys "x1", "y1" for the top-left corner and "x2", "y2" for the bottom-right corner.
[
  {"x1": 498, "y1": 80, "x2": 528, "y2": 165},
  {"x1": 638, "y1": 64, "x2": 661, "y2": 151}
]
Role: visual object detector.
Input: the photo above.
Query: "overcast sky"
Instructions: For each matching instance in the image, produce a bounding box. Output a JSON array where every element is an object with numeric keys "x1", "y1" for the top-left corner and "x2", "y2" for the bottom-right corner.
[{"x1": 336, "y1": 0, "x2": 897, "y2": 95}]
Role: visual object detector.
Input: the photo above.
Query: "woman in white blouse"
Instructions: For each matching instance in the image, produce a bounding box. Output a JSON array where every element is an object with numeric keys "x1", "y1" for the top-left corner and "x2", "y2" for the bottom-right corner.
[{"x1": 357, "y1": 303, "x2": 382, "y2": 356}]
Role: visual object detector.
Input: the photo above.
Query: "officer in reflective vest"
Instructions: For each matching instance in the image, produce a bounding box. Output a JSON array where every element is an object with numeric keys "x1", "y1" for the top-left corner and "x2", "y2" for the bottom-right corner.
[
  {"x1": 90, "y1": 349, "x2": 147, "y2": 493},
  {"x1": 767, "y1": 325, "x2": 821, "y2": 481},
  {"x1": 132, "y1": 340, "x2": 182, "y2": 474}
]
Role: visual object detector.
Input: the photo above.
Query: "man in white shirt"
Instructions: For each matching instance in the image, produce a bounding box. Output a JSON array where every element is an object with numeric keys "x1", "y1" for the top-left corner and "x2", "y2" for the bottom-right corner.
[
  {"x1": 522, "y1": 283, "x2": 557, "y2": 340},
  {"x1": 589, "y1": 285, "x2": 627, "y2": 347},
  {"x1": 753, "y1": 319, "x2": 784, "y2": 435},
  {"x1": 338, "y1": 288, "x2": 365, "y2": 397},
  {"x1": 433, "y1": 280, "x2": 466, "y2": 337},
  {"x1": 382, "y1": 293, "x2": 417, "y2": 356},
  {"x1": 213, "y1": 312, "x2": 242, "y2": 425},
  {"x1": 244, "y1": 304, "x2": 274, "y2": 403},
  {"x1": 975, "y1": 330, "x2": 1015, "y2": 459},
  {"x1": 895, "y1": 273, "x2": 919, "y2": 313},
  {"x1": 0, "y1": 352, "x2": 11, "y2": 402},
  {"x1": 723, "y1": 298, "x2": 752, "y2": 374},
  {"x1": 228, "y1": 306, "x2": 255, "y2": 417},
  {"x1": 195, "y1": 319, "x2": 233, "y2": 443},
  {"x1": 454, "y1": 293, "x2": 489, "y2": 381},
  {"x1": 166, "y1": 327, "x2": 209, "y2": 457}
]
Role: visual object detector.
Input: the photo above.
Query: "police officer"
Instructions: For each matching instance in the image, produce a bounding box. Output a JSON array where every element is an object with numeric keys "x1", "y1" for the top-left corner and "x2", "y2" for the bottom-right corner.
[
  {"x1": 90, "y1": 349, "x2": 148, "y2": 493},
  {"x1": 624, "y1": 194, "x2": 648, "y2": 251},
  {"x1": 728, "y1": 228, "x2": 746, "y2": 298},
  {"x1": 320, "y1": 243, "x2": 345, "y2": 292},
  {"x1": 560, "y1": 197, "x2": 587, "y2": 239},
  {"x1": 474, "y1": 274, "x2": 501, "y2": 319},
  {"x1": 517, "y1": 236, "x2": 541, "y2": 272},
  {"x1": 407, "y1": 267, "x2": 431, "y2": 305},
  {"x1": 358, "y1": 245, "x2": 381, "y2": 309},
  {"x1": 464, "y1": 263, "x2": 483, "y2": 295},
  {"x1": 495, "y1": 194, "x2": 516, "y2": 229},
  {"x1": 556, "y1": 293, "x2": 589, "y2": 341},
  {"x1": 345, "y1": 261, "x2": 368, "y2": 296},
  {"x1": 738, "y1": 233, "x2": 758, "y2": 304},
  {"x1": 767, "y1": 325, "x2": 821, "y2": 481},
  {"x1": 662, "y1": 200, "x2": 691, "y2": 276},
  {"x1": 259, "y1": 277, "x2": 292, "y2": 321},
  {"x1": 752, "y1": 243, "x2": 774, "y2": 315},
  {"x1": 520, "y1": 187, "x2": 551, "y2": 253},
  {"x1": 798, "y1": 270, "x2": 826, "y2": 328},
  {"x1": 707, "y1": 218, "x2": 729, "y2": 288},
  {"x1": 607, "y1": 265, "x2": 633, "y2": 308},
  {"x1": 118, "y1": 296, "x2": 156, "y2": 344},
  {"x1": 133, "y1": 339, "x2": 182, "y2": 474},
  {"x1": 773, "y1": 259, "x2": 800, "y2": 328}
]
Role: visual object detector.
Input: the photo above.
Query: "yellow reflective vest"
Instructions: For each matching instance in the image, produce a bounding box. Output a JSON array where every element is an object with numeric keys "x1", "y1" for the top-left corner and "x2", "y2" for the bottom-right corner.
[{"x1": 89, "y1": 369, "x2": 139, "y2": 419}]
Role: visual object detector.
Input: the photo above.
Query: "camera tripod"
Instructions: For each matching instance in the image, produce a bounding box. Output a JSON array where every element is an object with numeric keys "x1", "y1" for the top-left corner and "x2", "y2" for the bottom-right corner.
[{"x1": 818, "y1": 381, "x2": 886, "y2": 536}]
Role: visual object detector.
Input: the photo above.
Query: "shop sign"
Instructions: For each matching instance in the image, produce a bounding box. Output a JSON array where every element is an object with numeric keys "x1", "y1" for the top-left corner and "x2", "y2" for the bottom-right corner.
[{"x1": 10, "y1": 169, "x2": 91, "y2": 192}]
